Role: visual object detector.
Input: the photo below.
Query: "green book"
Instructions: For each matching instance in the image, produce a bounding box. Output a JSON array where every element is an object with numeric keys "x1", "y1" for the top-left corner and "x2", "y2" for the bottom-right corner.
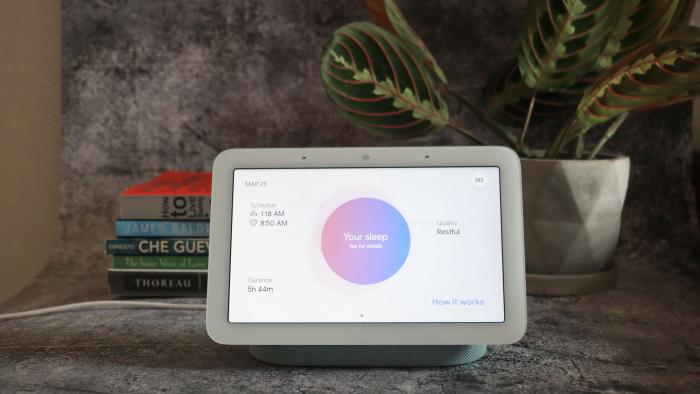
[{"x1": 112, "y1": 255, "x2": 208, "y2": 270}]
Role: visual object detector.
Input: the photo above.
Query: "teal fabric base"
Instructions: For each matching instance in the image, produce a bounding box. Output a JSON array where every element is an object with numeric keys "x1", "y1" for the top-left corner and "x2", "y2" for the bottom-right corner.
[{"x1": 249, "y1": 345, "x2": 487, "y2": 367}]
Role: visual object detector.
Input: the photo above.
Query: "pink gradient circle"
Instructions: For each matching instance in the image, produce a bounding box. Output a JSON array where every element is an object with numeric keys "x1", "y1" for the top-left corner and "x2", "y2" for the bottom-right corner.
[{"x1": 321, "y1": 198, "x2": 410, "y2": 285}]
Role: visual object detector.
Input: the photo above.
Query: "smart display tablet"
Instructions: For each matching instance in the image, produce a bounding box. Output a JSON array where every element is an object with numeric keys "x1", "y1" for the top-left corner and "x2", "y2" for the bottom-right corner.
[{"x1": 206, "y1": 147, "x2": 526, "y2": 345}]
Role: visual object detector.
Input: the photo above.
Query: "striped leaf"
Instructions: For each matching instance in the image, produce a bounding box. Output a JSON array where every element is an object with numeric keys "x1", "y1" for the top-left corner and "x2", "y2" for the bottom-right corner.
[
  {"x1": 483, "y1": 59, "x2": 576, "y2": 128},
  {"x1": 577, "y1": 27, "x2": 700, "y2": 129},
  {"x1": 362, "y1": 0, "x2": 447, "y2": 83},
  {"x1": 321, "y1": 22, "x2": 448, "y2": 137},
  {"x1": 597, "y1": 0, "x2": 687, "y2": 69},
  {"x1": 518, "y1": 0, "x2": 624, "y2": 91},
  {"x1": 488, "y1": 1, "x2": 688, "y2": 128}
]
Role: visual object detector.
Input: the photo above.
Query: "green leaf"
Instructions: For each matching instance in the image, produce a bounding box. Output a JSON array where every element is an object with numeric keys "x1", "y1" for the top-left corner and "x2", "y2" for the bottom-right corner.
[
  {"x1": 362, "y1": 0, "x2": 447, "y2": 84},
  {"x1": 482, "y1": 59, "x2": 577, "y2": 128},
  {"x1": 577, "y1": 27, "x2": 700, "y2": 129},
  {"x1": 597, "y1": 0, "x2": 685, "y2": 69},
  {"x1": 321, "y1": 22, "x2": 448, "y2": 138},
  {"x1": 517, "y1": 0, "x2": 624, "y2": 91}
]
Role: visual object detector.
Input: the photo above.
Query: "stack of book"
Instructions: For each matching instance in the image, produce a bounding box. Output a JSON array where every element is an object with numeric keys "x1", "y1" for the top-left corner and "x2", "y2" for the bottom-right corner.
[{"x1": 106, "y1": 171, "x2": 212, "y2": 297}]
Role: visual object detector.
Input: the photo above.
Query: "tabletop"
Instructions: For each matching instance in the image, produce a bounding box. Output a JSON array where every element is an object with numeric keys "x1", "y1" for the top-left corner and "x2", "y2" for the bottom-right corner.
[{"x1": 1, "y1": 253, "x2": 698, "y2": 393}]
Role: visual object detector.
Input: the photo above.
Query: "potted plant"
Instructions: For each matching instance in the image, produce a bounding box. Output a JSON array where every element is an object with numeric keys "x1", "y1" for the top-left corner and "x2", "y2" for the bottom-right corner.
[{"x1": 320, "y1": 0, "x2": 700, "y2": 295}]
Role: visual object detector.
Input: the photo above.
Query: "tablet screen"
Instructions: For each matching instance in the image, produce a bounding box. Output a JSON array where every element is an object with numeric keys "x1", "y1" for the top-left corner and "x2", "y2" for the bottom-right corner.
[{"x1": 228, "y1": 167, "x2": 504, "y2": 323}]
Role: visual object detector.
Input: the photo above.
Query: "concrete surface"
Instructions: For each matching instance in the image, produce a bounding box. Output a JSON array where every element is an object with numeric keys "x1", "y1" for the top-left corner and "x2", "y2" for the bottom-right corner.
[{"x1": 1, "y1": 253, "x2": 698, "y2": 392}]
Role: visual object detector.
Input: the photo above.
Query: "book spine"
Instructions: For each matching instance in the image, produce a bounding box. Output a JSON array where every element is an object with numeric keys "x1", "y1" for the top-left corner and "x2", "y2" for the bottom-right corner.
[
  {"x1": 119, "y1": 195, "x2": 211, "y2": 220},
  {"x1": 108, "y1": 269, "x2": 207, "y2": 297},
  {"x1": 115, "y1": 220, "x2": 210, "y2": 238},
  {"x1": 112, "y1": 256, "x2": 208, "y2": 270},
  {"x1": 105, "y1": 239, "x2": 209, "y2": 256}
]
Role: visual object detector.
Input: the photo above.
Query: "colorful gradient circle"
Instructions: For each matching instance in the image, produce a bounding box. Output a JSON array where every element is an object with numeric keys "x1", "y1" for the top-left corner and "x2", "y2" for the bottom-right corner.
[{"x1": 321, "y1": 198, "x2": 410, "y2": 284}]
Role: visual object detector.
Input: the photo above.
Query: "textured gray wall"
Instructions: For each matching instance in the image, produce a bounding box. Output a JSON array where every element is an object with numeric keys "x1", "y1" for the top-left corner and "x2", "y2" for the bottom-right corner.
[{"x1": 5, "y1": 0, "x2": 697, "y2": 307}]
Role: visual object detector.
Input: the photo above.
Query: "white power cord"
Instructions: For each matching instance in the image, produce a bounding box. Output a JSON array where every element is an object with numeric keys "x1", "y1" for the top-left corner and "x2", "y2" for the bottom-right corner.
[{"x1": 0, "y1": 300, "x2": 205, "y2": 321}]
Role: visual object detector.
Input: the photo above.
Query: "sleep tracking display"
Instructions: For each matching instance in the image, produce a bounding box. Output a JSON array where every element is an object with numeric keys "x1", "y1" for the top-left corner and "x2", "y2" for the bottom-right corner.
[{"x1": 228, "y1": 167, "x2": 504, "y2": 323}]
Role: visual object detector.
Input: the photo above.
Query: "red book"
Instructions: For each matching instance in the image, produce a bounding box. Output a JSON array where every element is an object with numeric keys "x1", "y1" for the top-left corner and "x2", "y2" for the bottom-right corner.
[{"x1": 119, "y1": 172, "x2": 212, "y2": 220}]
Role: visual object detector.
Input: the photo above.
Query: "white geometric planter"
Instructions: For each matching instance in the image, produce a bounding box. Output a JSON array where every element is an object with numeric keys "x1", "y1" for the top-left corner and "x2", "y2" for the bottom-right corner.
[{"x1": 521, "y1": 154, "x2": 630, "y2": 296}]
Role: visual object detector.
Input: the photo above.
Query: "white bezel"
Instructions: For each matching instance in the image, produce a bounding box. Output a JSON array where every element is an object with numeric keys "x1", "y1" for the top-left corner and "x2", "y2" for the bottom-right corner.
[{"x1": 206, "y1": 146, "x2": 526, "y2": 345}]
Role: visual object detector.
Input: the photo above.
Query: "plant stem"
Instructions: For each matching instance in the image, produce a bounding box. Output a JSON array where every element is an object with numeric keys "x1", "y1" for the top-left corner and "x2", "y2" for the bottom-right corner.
[
  {"x1": 445, "y1": 87, "x2": 536, "y2": 158},
  {"x1": 572, "y1": 133, "x2": 584, "y2": 159},
  {"x1": 546, "y1": 116, "x2": 582, "y2": 158},
  {"x1": 447, "y1": 123, "x2": 489, "y2": 145},
  {"x1": 519, "y1": 92, "x2": 537, "y2": 150},
  {"x1": 588, "y1": 113, "x2": 628, "y2": 159}
]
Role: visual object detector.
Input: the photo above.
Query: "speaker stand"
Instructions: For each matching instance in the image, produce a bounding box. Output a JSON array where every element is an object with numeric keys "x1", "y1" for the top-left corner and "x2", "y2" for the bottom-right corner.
[{"x1": 249, "y1": 345, "x2": 487, "y2": 367}]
